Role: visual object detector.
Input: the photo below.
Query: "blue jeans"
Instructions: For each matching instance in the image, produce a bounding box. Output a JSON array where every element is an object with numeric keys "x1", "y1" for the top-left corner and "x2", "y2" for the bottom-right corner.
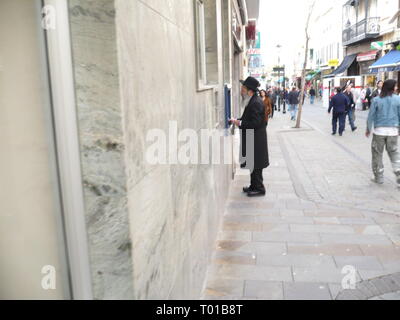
[
  {"x1": 310, "y1": 95, "x2": 315, "y2": 104},
  {"x1": 289, "y1": 104, "x2": 298, "y2": 120},
  {"x1": 346, "y1": 108, "x2": 356, "y2": 130}
]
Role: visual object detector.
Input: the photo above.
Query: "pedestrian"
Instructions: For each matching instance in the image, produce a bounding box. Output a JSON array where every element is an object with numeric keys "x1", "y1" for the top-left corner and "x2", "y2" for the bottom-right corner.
[
  {"x1": 359, "y1": 86, "x2": 368, "y2": 111},
  {"x1": 282, "y1": 88, "x2": 288, "y2": 114},
  {"x1": 371, "y1": 80, "x2": 384, "y2": 101},
  {"x1": 288, "y1": 87, "x2": 300, "y2": 121},
  {"x1": 343, "y1": 85, "x2": 358, "y2": 132},
  {"x1": 272, "y1": 87, "x2": 278, "y2": 112},
  {"x1": 267, "y1": 88, "x2": 275, "y2": 119},
  {"x1": 366, "y1": 79, "x2": 400, "y2": 187},
  {"x1": 365, "y1": 84, "x2": 372, "y2": 110},
  {"x1": 328, "y1": 87, "x2": 349, "y2": 136},
  {"x1": 230, "y1": 77, "x2": 270, "y2": 197},
  {"x1": 277, "y1": 87, "x2": 282, "y2": 112},
  {"x1": 309, "y1": 86, "x2": 316, "y2": 104},
  {"x1": 260, "y1": 90, "x2": 272, "y2": 125}
]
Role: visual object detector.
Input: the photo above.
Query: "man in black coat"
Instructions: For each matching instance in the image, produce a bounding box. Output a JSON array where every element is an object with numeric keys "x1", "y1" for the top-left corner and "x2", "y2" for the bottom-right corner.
[
  {"x1": 328, "y1": 87, "x2": 349, "y2": 136},
  {"x1": 230, "y1": 77, "x2": 270, "y2": 197}
]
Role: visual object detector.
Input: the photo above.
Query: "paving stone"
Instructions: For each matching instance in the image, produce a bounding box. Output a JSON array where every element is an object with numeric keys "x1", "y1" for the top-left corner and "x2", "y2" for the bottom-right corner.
[
  {"x1": 288, "y1": 243, "x2": 364, "y2": 256},
  {"x1": 253, "y1": 231, "x2": 320, "y2": 243},
  {"x1": 208, "y1": 264, "x2": 293, "y2": 282},
  {"x1": 369, "y1": 277, "x2": 393, "y2": 295},
  {"x1": 292, "y1": 267, "x2": 346, "y2": 283},
  {"x1": 377, "y1": 291, "x2": 400, "y2": 300},
  {"x1": 314, "y1": 217, "x2": 341, "y2": 225},
  {"x1": 244, "y1": 281, "x2": 283, "y2": 300},
  {"x1": 204, "y1": 279, "x2": 245, "y2": 298},
  {"x1": 291, "y1": 224, "x2": 355, "y2": 234},
  {"x1": 255, "y1": 216, "x2": 314, "y2": 224},
  {"x1": 223, "y1": 222, "x2": 264, "y2": 232},
  {"x1": 214, "y1": 251, "x2": 256, "y2": 266},
  {"x1": 261, "y1": 223, "x2": 290, "y2": 233},
  {"x1": 280, "y1": 210, "x2": 305, "y2": 217},
  {"x1": 320, "y1": 234, "x2": 392, "y2": 245},
  {"x1": 283, "y1": 282, "x2": 332, "y2": 300},
  {"x1": 353, "y1": 225, "x2": 386, "y2": 235},
  {"x1": 356, "y1": 280, "x2": 381, "y2": 298},
  {"x1": 334, "y1": 256, "x2": 384, "y2": 271},
  {"x1": 328, "y1": 283, "x2": 343, "y2": 300},
  {"x1": 218, "y1": 230, "x2": 252, "y2": 242},
  {"x1": 257, "y1": 254, "x2": 336, "y2": 268},
  {"x1": 339, "y1": 218, "x2": 376, "y2": 225}
]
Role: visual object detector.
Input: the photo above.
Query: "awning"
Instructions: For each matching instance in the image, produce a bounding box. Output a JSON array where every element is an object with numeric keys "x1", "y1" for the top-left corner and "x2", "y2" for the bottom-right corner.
[
  {"x1": 306, "y1": 70, "x2": 321, "y2": 81},
  {"x1": 324, "y1": 54, "x2": 357, "y2": 78},
  {"x1": 357, "y1": 50, "x2": 378, "y2": 62},
  {"x1": 369, "y1": 50, "x2": 400, "y2": 73}
]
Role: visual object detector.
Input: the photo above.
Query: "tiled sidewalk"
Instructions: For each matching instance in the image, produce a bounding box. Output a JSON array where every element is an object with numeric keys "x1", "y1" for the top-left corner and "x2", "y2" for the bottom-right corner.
[{"x1": 202, "y1": 112, "x2": 400, "y2": 300}]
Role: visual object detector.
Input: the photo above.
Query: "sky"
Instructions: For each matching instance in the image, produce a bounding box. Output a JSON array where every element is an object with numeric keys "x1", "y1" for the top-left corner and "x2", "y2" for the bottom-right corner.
[{"x1": 258, "y1": 0, "x2": 314, "y2": 74}]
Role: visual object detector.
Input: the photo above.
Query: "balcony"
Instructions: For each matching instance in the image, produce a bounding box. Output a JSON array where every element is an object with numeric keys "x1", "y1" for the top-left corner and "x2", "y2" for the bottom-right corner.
[{"x1": 343, "y1": 17, "x2": 380, "y2": 46}]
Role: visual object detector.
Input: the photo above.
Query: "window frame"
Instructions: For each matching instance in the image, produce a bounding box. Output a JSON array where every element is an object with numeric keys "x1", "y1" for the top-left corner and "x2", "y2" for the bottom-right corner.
[{"x1": 194, "y1": 0, "x2": 218, "y2": 91}]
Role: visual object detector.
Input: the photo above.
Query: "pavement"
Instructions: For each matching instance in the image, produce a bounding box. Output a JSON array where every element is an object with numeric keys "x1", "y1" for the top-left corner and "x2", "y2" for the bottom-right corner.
[{"x1": 202, "y1": 100, "x2": 400, "y2": 300}]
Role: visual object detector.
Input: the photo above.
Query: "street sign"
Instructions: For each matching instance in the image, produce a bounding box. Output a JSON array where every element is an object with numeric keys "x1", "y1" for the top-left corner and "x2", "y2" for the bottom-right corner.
[
  {"x1": 273, "y1": 67, "x2": 284, "y2": 72},
  {"x1": 371, "y1": 41, "x2": 384, "y2": 50}
]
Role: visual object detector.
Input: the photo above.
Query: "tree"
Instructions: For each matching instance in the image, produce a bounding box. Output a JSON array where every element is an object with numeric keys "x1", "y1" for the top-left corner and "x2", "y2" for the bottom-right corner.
[{"x1": 295, "y1": 0, "x2": 316, "y2": 129}]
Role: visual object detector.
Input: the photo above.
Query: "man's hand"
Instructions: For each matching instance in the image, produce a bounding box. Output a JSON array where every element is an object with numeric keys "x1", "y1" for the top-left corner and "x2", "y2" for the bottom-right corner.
[
  {"x1": 229, "y1": 119, "x2": 241, "y2": 127},
  {"x1": 366, "y1": 131, "x2": 371, "y2": 138}
]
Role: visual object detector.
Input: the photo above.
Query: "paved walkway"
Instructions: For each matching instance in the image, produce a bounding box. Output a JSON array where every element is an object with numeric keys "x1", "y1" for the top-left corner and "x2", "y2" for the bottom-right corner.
[{"x1": 202, "y1": 103, "x2": 400, "y2": 300}]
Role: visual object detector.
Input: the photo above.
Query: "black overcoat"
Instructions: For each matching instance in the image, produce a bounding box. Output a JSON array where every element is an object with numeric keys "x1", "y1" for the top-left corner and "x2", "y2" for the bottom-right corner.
[{"x1": 239, "y1": 95, "x2": 270, "y2": 170}]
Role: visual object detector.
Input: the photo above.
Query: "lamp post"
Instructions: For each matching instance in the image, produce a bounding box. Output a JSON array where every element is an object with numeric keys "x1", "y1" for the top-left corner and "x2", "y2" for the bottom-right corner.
[{"x1": 277, "y1": 44, "x2": 282, "y2": 88}]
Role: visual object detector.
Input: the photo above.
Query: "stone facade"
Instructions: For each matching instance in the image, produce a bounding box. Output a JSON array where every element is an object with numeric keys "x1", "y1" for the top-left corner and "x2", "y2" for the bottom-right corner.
[
  {"x1": 68, "y1": 0, "x2": 134, "y2": 300},
  {"x1": 69, "y1": 0, "x2": 246, "y2": 299}
]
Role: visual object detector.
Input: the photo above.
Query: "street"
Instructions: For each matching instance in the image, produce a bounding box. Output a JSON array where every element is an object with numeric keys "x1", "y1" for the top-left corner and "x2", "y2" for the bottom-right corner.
[{"x1": 203, "y1": 99, "x2": 400, "y2": 300}]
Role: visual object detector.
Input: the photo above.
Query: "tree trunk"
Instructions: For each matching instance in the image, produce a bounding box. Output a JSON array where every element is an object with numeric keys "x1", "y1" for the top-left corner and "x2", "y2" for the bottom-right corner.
[{"x1": 295, "y1": 1, "x2": 316, "y2": 129}]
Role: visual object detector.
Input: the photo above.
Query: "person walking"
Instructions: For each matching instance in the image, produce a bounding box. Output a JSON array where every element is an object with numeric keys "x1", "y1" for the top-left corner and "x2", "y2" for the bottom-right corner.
[
  {"x1": 371, "y1": 80, "x2": 384, "y2": 101},
  {"x1": 260, "y1": 90, "x2": 272, "y2": 125},
  {"x1": 230, "y1": 77, "x2": 270, "y2": 197},
  {"x1": 267, "y1": 88, "x2": 275, "y2": 119},
  {"x1": 282, "y1": 88, "x2": 288, "y2": 114},
  {"x1": 366, "y1": 84, "x2": 372, "y2": 110},
  {"x1": 343, "y1": 85, "x2": 358, "y2": 132},
  {"x1": 366, "y1": 79, "x2": 400, "y2": 187},
  {"x1": 309, "y1": 86, "x2": 316, "y2": 105},
  {"x1": 288, "y1": 87, "x2": 300, "y2": 121},
  {"x1": 328, "y1": 87, "x2": 349, "y2": 136}
]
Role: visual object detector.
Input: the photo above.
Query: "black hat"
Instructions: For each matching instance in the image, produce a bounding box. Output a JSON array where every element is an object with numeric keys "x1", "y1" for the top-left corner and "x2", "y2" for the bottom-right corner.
[{"x1": 240, "y1": 77, "x2": 260, "y2": 92}]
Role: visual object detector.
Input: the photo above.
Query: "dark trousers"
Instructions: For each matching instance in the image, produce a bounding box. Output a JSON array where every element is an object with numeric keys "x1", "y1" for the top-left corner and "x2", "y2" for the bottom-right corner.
[
  {"x1": 332, "y1": 112, "x2": 346, "y2": 134},
  {"x1": 250, "y1": 169, "x2": 265, "y2": 193},
  {"x1": 283, "y1": 100, "x2": 286, "y2": 113},
  {"x1": 278, "y1": 97, "x2": 281, "y2": 111},
  {"x1": 271, "y1": 105, "x2": 275, "y2": 118}
]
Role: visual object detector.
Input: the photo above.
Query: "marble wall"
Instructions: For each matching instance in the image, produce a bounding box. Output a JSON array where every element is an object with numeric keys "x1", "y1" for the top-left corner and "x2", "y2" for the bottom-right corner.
[
  {"x1": 68, "y1": 0, "x2": 134, "y2": 299},
  {"x1": 115, "y1": 0, "x2": 232, "y2": 299},
  {"x1": 69, "y1": 0, "x2": 232, "y2": 299}
]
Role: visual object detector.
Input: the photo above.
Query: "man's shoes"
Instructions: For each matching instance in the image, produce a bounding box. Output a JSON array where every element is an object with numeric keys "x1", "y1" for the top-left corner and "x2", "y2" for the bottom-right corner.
[
  {"x1": 339, "y1": 133, "x2": 343, "y2": 136},
  {"x1": 243, "y1": 186, "x2": 253, "y2": 193},
  {"x1": 247, "y1": 190, "x2": 266, "y2": 197},
  {"x1": 371, "y1": 176, "x2": 384, "y2": 185},
  {"x1": 352, "y1": 127, "x2": 358, "y2": 132},
  {"x1": 332, "y1": 132, "x2": 336, "y2": 135}
]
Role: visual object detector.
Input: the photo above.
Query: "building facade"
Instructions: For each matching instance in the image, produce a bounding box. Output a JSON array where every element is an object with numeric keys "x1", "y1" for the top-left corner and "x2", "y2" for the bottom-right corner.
[{"x1": 0, "y1": 0, "x2": 259, "y2": 300}]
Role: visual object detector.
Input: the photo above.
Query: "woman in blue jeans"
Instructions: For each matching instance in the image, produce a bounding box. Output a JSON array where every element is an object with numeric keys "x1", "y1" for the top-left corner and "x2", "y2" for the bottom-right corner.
[{"x1": 366, "y1": 79, "x2": 400, "y2": 188}]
